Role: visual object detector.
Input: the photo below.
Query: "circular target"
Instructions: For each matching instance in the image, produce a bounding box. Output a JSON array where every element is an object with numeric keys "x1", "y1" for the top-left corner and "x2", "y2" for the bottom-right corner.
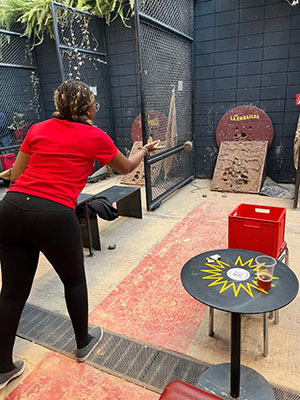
[
  {"x1": 216, "y1": 105, "x2": 274, "y2": 149},
  {"x1": 131, "y1": 111, "x2": 168, "y2": 143}
]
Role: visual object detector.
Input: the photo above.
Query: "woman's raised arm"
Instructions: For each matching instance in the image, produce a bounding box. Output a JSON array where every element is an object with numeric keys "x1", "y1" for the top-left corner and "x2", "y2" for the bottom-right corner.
[{"x1": 109, "y1": 139, "x2": 164, "y2": 175}]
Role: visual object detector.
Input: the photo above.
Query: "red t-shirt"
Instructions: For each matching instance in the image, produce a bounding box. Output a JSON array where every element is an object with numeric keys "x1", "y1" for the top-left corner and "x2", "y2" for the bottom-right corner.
[{"x1": 9, "y1": 118, "x2": 118, "y2": 209}]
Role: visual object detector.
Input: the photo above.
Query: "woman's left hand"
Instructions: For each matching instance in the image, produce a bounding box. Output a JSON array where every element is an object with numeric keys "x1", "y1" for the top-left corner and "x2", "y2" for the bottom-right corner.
[{"x1": 144, "y1": 137, "x2": 165, "y2": 153}]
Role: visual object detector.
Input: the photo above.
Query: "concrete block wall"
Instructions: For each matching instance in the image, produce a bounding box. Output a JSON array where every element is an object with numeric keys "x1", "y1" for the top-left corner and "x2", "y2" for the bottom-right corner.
[{"x1": 194, "y1": 0, "x2": 300, "y2": 182}]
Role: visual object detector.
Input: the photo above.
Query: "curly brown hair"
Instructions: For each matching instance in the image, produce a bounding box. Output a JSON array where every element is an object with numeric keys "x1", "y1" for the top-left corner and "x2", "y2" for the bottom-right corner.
[{"x1": 53, "y1": 80, "x2": 95, "y2": 125}]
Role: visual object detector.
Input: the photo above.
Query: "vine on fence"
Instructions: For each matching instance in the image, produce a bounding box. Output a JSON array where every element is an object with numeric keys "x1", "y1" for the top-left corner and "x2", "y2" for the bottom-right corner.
[
  {"x1": 28, "y1": 71, "x2": 41, "y2": 119},
  {"x1": 60, "y1": 11, "x2": 107, "y2": 80}
]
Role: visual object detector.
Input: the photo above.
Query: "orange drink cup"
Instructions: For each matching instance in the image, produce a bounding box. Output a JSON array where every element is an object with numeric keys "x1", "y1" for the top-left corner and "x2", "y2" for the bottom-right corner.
[{"x1": 255, "y1": 255, "x2": 277, "y2": 291}]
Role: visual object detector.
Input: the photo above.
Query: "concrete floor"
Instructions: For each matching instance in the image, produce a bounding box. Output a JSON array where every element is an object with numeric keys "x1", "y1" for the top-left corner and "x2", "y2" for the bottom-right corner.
[{"x1": 1, "y1": 176, "x2": 300, "y2": 399}]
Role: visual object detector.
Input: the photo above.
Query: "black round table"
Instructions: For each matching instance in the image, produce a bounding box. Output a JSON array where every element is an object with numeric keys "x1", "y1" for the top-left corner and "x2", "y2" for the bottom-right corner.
[{"x1": 181, "y1": 249, "x2": 299, "y2": 399}]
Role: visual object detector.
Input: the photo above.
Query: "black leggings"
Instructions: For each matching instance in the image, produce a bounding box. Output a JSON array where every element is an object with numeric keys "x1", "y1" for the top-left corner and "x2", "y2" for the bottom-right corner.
[{"x1": 0, "y1": 192, "x2": 89, "y2": 372}]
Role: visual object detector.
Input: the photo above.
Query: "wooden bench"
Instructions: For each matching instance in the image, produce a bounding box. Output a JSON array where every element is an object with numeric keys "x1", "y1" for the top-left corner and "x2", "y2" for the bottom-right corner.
[{"x1": 76, "y1": 185, "x2": 142, "y2": 256}]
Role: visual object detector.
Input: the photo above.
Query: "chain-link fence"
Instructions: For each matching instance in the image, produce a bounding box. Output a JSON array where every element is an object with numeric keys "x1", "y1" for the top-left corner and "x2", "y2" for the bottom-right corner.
[
  {"x1": 140, "y1": 0, "x2": 193, "y2": 38},
  {"x1": 51, "y1": 2, "x2": 113, "y2": 137},
  {"x1": 135, "y1": 0, "x2": 194, "y2": 210},
  {"x1": 0, "y1": 24, "x2": 44, "y2": 172}
]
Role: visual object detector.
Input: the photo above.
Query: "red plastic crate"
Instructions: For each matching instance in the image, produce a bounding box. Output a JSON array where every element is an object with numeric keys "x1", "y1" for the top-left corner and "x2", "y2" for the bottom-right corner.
[
  {"x1": 0, "y1": 153, "x2": 15, "y2": 171},
  {"x1": 228, "y1": 203, "x2": 286, "y2": 258}
]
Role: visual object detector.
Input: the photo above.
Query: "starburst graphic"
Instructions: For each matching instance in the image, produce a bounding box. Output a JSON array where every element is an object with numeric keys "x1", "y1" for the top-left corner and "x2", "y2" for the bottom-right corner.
[{"x1": 201, "y1": 255, "x2": 279, "y2": 298}]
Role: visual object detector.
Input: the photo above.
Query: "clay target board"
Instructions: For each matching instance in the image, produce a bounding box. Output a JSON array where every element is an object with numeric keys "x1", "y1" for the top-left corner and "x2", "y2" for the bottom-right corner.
[
  {"x1": 211, "y1": 141, "x2": 268, "y2": 193},
  {"x1": 131, "y1": 111, "x2": 167, "y2": 143},
  {"x1": 216, "y1": 105, "x2": 273, "y2": 149}
]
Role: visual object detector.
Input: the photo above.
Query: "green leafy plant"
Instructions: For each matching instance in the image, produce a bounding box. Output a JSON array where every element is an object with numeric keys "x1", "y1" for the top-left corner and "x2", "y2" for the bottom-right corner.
[
  {"x1": 82, "y1": 0, "x2": 135, "y2": 25},
  {"x1": 0, "y1": 0, "x2": 71, "y2": 47},
  {"x1": 0, "y1": 0, "x2": 135, "y2": 48},
  {"x1": 0, "y1": 0, "x2": 28, "y2": 31}
]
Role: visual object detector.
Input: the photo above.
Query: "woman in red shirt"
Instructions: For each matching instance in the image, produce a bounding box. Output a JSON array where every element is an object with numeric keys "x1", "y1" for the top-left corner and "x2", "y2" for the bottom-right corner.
[{"x1": 0, "y1": 80, "x2": 163, "y2": 389}]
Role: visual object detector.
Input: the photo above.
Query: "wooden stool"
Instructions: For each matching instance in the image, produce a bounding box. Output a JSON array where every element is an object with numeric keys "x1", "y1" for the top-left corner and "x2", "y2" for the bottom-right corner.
[{"x1": 159, "y1": 381, "x2": 222, "y2": 400}]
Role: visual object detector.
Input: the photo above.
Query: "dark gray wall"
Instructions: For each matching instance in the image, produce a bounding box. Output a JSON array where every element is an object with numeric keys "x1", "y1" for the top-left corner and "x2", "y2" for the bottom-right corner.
[
  {"x1": 105, "y1": 18, "x2": 140, "y2": 156},
  {"x1": 194, "y1": 0, "x2": 300, "y2": 182},
  {"x1": 35, "y1": 19, "x2": 139, "y2": 156}
]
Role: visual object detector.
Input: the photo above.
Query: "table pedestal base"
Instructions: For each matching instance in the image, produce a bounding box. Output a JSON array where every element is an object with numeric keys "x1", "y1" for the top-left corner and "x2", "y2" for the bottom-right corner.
[{"x1": 197, "y1": 363, "x2": 275, "y2": 399}]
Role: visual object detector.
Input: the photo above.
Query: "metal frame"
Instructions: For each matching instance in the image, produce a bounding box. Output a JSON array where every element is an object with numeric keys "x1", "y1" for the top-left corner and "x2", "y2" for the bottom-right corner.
[
  {"x1": 0, "y1": 63, "x2": 36, "y2": 70},
  {"x1": 76, "y1": 186, "x2": 142, "y2": 256},
  {"x1": 134, "y1": 0, "x2": 194, "y2": 211},
  {"x1": 0, "y1": 27, "x2": 44, "y2": 156},
  {"x1": 0, "y1": 28, "x2": 37, "y2": 74}
]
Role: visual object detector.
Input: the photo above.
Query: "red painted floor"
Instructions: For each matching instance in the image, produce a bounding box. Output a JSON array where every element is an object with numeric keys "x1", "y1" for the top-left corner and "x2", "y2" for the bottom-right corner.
[
  {"x1": 6, "y1": 200, "x2": 232, "y2": 399},
  {"x1": 6, "y1": 353, "x2": 160, "y2": 400},
  {"x1": 90, "y1": 201, "x2": 231, "y2": 353}
]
